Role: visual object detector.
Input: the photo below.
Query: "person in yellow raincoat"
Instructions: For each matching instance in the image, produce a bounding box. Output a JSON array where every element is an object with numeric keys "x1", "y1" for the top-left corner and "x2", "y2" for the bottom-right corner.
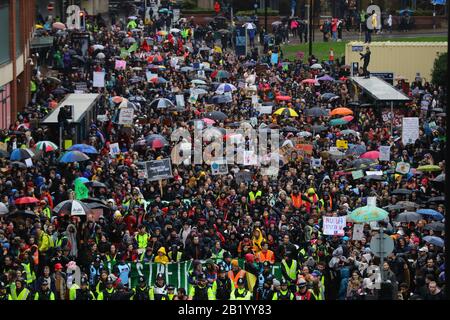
[
  {"x1": 154, "y1": 247, "x2": 170, "y2": 264},
  {"x1": 251, "y1": 228, "x2": 265, "y2": 254}
]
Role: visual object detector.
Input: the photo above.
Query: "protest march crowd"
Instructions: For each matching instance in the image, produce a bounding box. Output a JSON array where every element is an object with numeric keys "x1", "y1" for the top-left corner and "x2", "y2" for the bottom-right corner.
[{"x1": 0, "y1": 3, "x2": 446, "y2": 301}]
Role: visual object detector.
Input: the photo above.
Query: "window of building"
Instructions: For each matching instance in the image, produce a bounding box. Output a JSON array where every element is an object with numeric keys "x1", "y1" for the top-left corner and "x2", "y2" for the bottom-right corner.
[{"x1": 0, "y1": 0, "x2": 10, "y2": 65}]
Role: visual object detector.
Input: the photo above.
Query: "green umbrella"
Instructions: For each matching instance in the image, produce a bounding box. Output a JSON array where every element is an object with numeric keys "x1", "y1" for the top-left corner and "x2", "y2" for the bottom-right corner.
[
  {"x1": 329, "y1": 118, "x2": 349, "y2": 126},
  {"x1": 416, "y1": 165, "x2": 442, "y2": 172},
  {"x1": 348, "y1": 206, "x2": 389, "y2": 223}
]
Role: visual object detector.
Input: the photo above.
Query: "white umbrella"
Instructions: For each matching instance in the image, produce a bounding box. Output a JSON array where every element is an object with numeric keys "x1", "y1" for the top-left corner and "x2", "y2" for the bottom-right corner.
[
  {"x1": 92, "y1": 44, "x2": 105, "y2": 50},
  {"x1": 128, "y1": 16, "x2": 138, "y2": 20},
  {"x1": 96, "y1": 52, "x2": 106, "y2": 59},
  {"x1": 0, "y1": 203, "x2": 8, "y2": 215},
  {"x1": 243, "y1": 22, "x2": 256, "y2": 30},
  {"x1": 310, "y1": 63, "x2": 323, "y2": 69},
  {"x1": 192, "y1": 79, "x2": 207, "y2": 85},
  {"x1": 170, "y1": 28, "x2": 181, "y2": 33}
]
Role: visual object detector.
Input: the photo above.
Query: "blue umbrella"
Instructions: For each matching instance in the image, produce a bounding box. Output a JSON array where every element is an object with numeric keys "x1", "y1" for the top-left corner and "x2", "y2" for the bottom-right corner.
[
  {"x1": 417, "y1": 209, "x2": 444, "y2": 221},
  {"x1": 68, "y1": 144, "x2": 98, "y2": 154},
  {"x1": 345, "y1": 144, "x2": 367, "y2": 156},
  {"x1": 10, "y1": 148, "x2": 34, "y2": 161},
  {"x1": 422, "y1": 236, "x2": 444, "y2": 247},
  {"x1": 59, "y1": 151, "x2": 90, "y2": 163}
]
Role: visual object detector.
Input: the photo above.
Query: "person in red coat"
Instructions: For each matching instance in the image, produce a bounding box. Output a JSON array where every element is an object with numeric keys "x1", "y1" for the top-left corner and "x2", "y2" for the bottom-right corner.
[{"x1": 214, "y1": 1, "x2": 221, "y2": 14}]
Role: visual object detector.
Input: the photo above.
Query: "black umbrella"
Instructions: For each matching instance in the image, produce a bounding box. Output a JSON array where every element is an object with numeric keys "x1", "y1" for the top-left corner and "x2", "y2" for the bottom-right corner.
[
  {"x1": 423, "y1": 221, "x2": 445, "y2": 232},
  {"x1": 347, "y1": 101, "x2": 360, "y2": 107},
  {"x1": 205, "y1": 111, "x2": 228, "y2": 121},
  {"x1": 84, "y1": 202, "x2": 110, "y2": 210},
  {"x1": 359, "y1": 103, "x2": 373, "y2": 108},
  {"x1": 0, "y1": 150, "x2": 10, "y2": 158},
  {"x1": 150, "y1": 98, "x2": 175, "y2": 109},
  {"x1": 363, "y1": 175, "x2": 385, "y2": 181},
  {"x1": 305, "y1": 107, "x2": 329, "y2": 117},
  {"x1": 84, "y1": 181, "x2": 108, "y2": 188},
  {"x1": 210, "y1": 95, "x2": 230, "y2": 104},
  {"x1": 383, "y1": 204, "x2": 405, "y2": 211},
  {"x1": 391, "y1": 189, "x2": 413, "y2": 195},
  {"x1": 7, "y1": 210, "x2": 38, "y2": 220},
  {"x1": 10, "y1": 161, "x2": 27, "y2": 169},
  {"x1": 396, "y1": 201, "x2": 420, "y2": 209},
  {"x1": 311, "y1": 125, "x2": 328, "y2": 132},
  {"x1": 280, "y1": 126, "x2": 300, "y2": 133},
  {"x1": 81, "y1": 198, "x2": 107, "y2": 205},
  {"x1": 395, "y1": 211, "x2": 422, "y2": 223},
  {"x1": 427, "y1": 196, "x2": 445, "y2": 204}
]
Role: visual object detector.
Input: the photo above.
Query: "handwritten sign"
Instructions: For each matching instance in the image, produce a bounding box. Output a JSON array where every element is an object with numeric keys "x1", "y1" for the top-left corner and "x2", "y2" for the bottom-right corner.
[
  {"x1": 323, "y1": 216, "x2": 347, "y2": 236},
  {"x1": 118, "y1": 108, "x2": 134, "y2": 125},
  {"x1": 351, "y1": 170, "x2": 364, "y2": 180},
  {"x1": 402, "y1": 117, "x2": 419, "y2": 145}
]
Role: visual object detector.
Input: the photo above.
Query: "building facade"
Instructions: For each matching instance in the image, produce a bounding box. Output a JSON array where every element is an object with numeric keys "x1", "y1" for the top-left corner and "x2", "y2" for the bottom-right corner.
[{"x1": 0, "y1": 0, "x2": 36, "y2": 129}]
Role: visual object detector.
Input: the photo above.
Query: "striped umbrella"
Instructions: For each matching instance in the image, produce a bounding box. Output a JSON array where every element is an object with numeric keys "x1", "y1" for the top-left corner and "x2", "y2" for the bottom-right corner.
[{"x1": 35, "y1": 141, "x2": 58, "y2": 152}]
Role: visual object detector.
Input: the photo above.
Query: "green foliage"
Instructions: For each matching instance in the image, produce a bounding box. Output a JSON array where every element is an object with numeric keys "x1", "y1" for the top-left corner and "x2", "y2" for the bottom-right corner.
[
  {"x1": 431, "y1": 52, "x2": 448, "y2": 87},
  {"x1": 181, "y1": 0, "x2": 198, "y2": 10},
  {"x1": 235, "y1": 9, "x2": 279, "y2": 16}
]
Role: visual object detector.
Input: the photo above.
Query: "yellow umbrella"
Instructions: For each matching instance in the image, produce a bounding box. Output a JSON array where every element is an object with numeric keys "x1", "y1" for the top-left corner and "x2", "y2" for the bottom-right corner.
[
  {"x1": 273, "y1": 107, "x2": 299, "y2": 117},
  {"x1": 35, "y1": 24, "x2": 44, "y2": 29},
  {"x1": 416, "y1": 165, "x2": 442, "y2": 172}
]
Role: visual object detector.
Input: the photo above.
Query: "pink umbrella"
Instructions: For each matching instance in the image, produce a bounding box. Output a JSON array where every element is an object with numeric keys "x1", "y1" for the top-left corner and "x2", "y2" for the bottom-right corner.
[
  {"x1": 301, "y1": 79, "x2": 317, "y2": 85},
  {"x1": 202, "y1": 118, "x2": 216, "y2": 125},
  {"x1": 152, "y1": 139, "x2": 165, "y2": 149},
  {"x1": 360, "y1": 151, "x2": 380, "y2": 159},
  {"x1": 342, "y1": 115, "x2": 354, "y2": 122},
  {"x1": 52, "y1": 22, "x2": 66, "y2": 30}
]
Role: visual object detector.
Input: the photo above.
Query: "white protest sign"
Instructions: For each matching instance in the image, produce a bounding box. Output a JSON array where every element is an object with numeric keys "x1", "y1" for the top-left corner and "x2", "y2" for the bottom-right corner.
[
  {"x1": 257, "y1": 105, "x2": 273, "y2": 114},
  {"x1": 211, "y1": 159, "x2": 228, "y2": 175},
  {"x1": 252, "y1": 95, "x2": 259, "y2": 106},
  {"x1": 176, "y1": 95, "x2": 185, "y2": 109},
  {"x1": 379, "y1": 146, "x2": 391, "y2": 162},
  {"x1": 323, "y1": 216, "x2": 347, "y2": 236},
  {"x1": 365, "y1": 170, "x2": 383, "y2": 176},
  {"x1": 109, "y1": 143, "x2": 120, "y2": 156},
  {"x1": 352, "y1": 223, "x2": 364, "y2": 241},
  {"x1": 93, "y1": 72, "x2": 105, "y2": 88},
  {"x1": 243, "y1": 150, "x2": 258, "y2": 166},
  {"x1": 402, "y1": 117, "x2": 419, "y2": 145},
  {"x1": 25, "y1": 158, "x2": 33, "y2": 168},
  {"x1": 118, "y1": 108, "x2": 134, "y2": 125}
]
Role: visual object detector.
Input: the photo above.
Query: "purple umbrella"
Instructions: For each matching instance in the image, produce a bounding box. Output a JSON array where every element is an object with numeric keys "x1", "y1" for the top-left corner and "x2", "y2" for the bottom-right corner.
[{"x1": 317, "y1": 75, "x2": 335, "y2": 82}]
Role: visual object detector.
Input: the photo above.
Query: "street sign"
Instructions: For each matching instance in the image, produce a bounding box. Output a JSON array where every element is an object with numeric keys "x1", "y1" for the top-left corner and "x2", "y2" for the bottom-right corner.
[{"x1": 370, "y1": 233, "x2": 394, "y2": 258}]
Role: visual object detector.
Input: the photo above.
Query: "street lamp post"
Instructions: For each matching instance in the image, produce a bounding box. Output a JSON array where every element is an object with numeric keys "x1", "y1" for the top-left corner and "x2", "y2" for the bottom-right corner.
[
  {"x1": 309, "y1": 0, "x2": 314, "y2": 57},
  {"x1": 264, "y1": 0, "x2": 268, "y2": 32}
]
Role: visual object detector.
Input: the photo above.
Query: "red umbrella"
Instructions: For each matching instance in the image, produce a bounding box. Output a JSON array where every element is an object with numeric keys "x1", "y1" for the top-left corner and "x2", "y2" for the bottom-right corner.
[
  {"x1": 202, "y1": 118, "x2": 216, "y2": 125},
  {"x1": 360, "y1": 151, "x2": 380, "y2": 159},
  {"x1": 15, "y1": 197, "x2": 40, "y2": 205},
  {"x1": 340, "y1": 76, "x2": 348, "y2": 81},
  {"x1": 342, "y1": 115, "x2": 354, "y2": 122},
  {"x1": 152, "y1": 139, "x2": 165, "y2": 149},
  {"x1": 275, "y1": 95, "x2": 292, "y2": 101}
]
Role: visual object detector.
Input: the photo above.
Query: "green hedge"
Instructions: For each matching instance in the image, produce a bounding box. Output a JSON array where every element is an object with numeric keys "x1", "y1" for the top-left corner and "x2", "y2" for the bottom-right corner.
[{"x1": 235, "y1": 9, "x2": 280, "y2": 16}]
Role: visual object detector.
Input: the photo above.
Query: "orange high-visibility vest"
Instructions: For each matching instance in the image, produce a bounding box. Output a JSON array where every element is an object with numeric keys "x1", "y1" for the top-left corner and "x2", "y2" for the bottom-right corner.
[
  {"x1": 257, "y1": 250, "x2": 275, "y2": 264},
  {"x1": 228, "y1": 270, "x2": 246, "y2": 289},
  {"x1": 291, "y1": 194, "x2": 303, "y2": 208}
]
